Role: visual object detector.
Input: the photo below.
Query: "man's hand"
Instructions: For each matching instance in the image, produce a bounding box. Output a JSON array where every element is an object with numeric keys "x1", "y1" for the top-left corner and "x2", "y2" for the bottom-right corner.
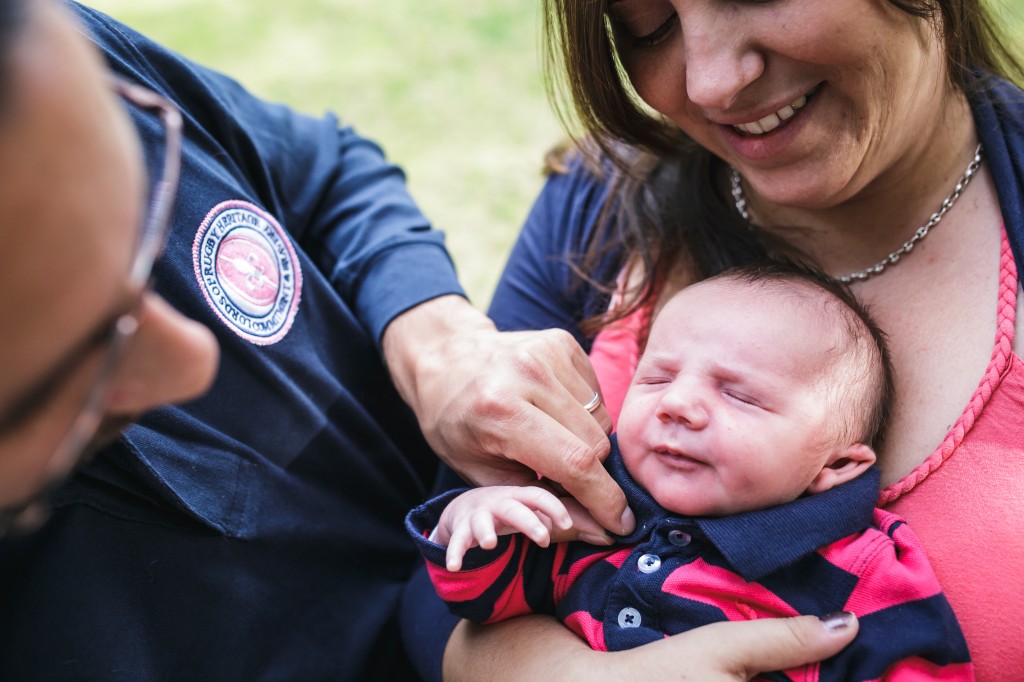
[{"x1": 382, "y1": 295, "x2": 635, "y2": 536}]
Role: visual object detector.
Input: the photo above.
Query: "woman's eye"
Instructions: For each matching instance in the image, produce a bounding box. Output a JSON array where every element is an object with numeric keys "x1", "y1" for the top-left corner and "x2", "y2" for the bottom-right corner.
[
  {"x1": 609, "y1": 7, "x2": 678, "y2": 48},
  {"x1": 630, "y1": 13, "x2": 676, "y2": 47}
]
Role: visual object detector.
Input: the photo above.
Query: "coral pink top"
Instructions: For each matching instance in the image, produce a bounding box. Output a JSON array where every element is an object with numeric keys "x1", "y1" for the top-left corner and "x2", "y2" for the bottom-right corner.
[{"x1": 589, "y1": 232, "x2": 1024, "y2": 680}]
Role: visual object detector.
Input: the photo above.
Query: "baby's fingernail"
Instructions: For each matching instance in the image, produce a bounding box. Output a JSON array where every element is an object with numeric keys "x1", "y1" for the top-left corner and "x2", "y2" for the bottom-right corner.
[
  {"x1": 580, "y1": 532, "x2": 614, "y2": 546},
  {"x1": 819, "y1": 611, "x2": 856, "y2": 632},
  {"x1": 620, "y1": 507, "x2": 636, "y2": 534}
]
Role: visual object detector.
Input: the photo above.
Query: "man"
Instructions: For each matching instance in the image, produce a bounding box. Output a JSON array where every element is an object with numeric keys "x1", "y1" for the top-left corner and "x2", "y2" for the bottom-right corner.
[
  {"x1": 0, "y1": 0, "x2": 627, "y2": 677},
  {"x1": 0, "y1": 1, "x2": 859, "y2": 679}
]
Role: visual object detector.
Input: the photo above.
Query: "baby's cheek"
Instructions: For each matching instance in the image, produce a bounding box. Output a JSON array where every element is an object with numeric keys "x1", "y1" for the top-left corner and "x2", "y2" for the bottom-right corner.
[
  {"x1": 615, "y1": 391, "x2": 652, "y2": 438},
  {"x1": 615, "y1": 425, "x2": 650, "y2": 481}
]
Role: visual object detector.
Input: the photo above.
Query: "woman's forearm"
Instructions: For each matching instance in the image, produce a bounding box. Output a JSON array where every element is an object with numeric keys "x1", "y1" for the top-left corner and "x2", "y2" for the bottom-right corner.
[
  {"x1": 442, "y1": 612, "x2": 860, "y2": 681},
  {"x1": 443, "y1": 616, "x2": 596, "y2": 682}
]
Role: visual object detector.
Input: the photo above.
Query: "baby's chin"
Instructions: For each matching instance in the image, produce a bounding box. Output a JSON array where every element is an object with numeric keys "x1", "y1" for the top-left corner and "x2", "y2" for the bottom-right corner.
[
  {"x1": 660, "y1": 501, "x2": 734, "y2": 518},
  {"x1": 644, "y1": 475, "x2": 784, "y2": 517},
  {"x1": 658, "y1": 489, "x2": 806, "y2": 518},
  {"x1": 642, "y1": 481, "x2": 730, "y2": 518}
]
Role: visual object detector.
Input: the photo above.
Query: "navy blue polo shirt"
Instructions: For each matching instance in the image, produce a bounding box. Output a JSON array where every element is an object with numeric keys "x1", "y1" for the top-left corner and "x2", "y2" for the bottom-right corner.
[{"x1": 0, "y1": 3, "x2": 462, "y2": 680}]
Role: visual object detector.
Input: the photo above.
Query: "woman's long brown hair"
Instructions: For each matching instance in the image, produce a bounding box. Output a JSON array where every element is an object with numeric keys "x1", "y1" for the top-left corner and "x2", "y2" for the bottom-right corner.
[{"x1": 541, "y1": 0, "x2": 1024, "y2": 335}]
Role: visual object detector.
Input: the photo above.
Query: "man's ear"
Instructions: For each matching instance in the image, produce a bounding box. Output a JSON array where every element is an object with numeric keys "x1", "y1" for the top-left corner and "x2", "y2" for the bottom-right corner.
[{"x1": 806, "y1": 443, "x2": 876, "y2": 495}]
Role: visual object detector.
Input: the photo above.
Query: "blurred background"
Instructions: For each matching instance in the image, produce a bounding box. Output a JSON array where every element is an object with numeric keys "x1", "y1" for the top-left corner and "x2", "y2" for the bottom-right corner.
[{"x1": 88, "y1": 0, "x2": 1024, "y2": 308}]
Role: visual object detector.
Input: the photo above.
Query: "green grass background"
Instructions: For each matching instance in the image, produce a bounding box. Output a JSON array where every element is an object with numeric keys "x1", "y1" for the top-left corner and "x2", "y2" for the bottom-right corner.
[{"x1": 87, "y1": 0, "x2": 1024, "y2": 307}]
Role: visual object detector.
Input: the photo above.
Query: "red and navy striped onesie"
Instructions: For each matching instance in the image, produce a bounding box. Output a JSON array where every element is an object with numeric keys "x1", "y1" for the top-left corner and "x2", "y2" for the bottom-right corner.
[{"x1": 407, "y1": 440, "x2": 973, "y2": 681}]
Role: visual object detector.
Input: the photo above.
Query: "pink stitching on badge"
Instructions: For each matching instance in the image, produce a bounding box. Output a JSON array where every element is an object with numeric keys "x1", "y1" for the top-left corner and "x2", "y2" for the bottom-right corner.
[{"x1": 192, "y1": 200, "x2": 303, "y2": 346}]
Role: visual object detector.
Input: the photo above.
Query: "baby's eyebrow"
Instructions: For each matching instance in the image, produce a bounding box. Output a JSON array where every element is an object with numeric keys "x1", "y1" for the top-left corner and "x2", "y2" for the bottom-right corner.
[
  {"x1": 637, "y1": 349, "x2": 681, "y2": 364},
  {"x1": 634, "y1": 352, "x2": 681, "y2": 373},
  {"x1": 709, "y1": 363, "x2": 782, "y2": 394}
]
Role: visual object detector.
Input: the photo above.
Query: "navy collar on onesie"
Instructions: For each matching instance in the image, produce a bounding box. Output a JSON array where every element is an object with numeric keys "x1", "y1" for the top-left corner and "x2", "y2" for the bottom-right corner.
[{"x1": 606, "y1": 434, "x2": 880, "y2": 582}]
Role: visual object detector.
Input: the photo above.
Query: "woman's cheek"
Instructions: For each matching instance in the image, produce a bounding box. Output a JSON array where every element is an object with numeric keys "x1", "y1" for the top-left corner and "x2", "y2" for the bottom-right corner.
[{"x1": 623, "y1": 48, "x2": 687, "y2": 117}]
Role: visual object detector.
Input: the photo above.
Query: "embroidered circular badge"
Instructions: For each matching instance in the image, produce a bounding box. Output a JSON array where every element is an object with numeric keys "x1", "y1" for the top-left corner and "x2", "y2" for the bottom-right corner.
[{"x1": 193, "y1": 200, "x2": 302, "y2": 345}]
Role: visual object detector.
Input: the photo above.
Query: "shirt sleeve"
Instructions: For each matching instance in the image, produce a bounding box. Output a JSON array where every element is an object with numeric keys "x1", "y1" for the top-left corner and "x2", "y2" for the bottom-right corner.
[
  {"x1": 77, "y1": 1, "x2": 465, "y2": 345},
  {"x1": 401, "y1": 488, "x2": 573, "y2": 682},
  {"x1": 487, "y1": 159, "x2": 617, "y2": 349},
  {"x1": 400, "y1": 564, "x2": 460, "y2": 682},
  {"x1": 405, "y1": 491, "x2": 563, "y2": 624},
  {"x1": 184, "y1": 80, "x2": 466, "y2": 345},
  {"x1": 821, "y1": 512, "x2": 974, "y2": 680}
]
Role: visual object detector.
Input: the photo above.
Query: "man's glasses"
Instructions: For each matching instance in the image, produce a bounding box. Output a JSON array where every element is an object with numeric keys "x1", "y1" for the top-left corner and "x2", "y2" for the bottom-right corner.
[{"x1": 0, "y1": 75, "x2": 182, "y2": 535}]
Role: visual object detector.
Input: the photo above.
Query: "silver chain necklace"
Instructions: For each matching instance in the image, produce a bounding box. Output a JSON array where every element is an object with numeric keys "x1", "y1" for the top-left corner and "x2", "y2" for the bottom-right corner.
[{"x1": 729, "y1": 144, "x2": 984, "y2": 284}]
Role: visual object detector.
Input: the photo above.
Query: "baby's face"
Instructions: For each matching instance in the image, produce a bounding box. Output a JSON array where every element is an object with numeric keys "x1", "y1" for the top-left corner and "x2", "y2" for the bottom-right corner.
[{"x1": 616, "y1": 278, "x2": 846, "y2": 517}]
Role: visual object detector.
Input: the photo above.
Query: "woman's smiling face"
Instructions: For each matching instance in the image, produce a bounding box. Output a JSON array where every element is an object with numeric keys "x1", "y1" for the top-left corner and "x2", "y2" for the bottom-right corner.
[{"x1": 606, "y1": 0, "x2": 953, "y2": 210}]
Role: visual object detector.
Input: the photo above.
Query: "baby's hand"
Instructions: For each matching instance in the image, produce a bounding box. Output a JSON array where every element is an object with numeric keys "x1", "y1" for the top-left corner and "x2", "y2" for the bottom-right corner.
[{"x1": 434, "y1": 486, "x2": 573, "y2": 571}]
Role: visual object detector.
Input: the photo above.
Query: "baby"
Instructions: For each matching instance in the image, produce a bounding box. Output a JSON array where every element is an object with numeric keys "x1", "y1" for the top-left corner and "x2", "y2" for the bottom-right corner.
[{"x1": 407, "y1": 263, "x2": 973, "y2": 680}]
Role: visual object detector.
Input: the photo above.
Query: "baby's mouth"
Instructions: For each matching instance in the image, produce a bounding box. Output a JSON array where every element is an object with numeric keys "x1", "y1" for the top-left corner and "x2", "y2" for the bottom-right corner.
[
  {"x1": 654, "y1": 447, "x2": 704, "y2": 466},
  {"x1": 732, "y1": 86, "x2": 819, "y2": 136}
]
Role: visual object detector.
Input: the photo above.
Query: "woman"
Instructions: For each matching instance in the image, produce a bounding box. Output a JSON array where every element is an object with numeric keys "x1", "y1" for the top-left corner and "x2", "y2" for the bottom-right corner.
[{"x1": 474, "y1": 0, "x2": 1023, "y2": 679}]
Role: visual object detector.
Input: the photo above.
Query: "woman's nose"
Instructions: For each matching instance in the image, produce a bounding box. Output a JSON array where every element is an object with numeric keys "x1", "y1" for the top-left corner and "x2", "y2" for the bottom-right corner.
[
  {"x1": 104, "y1": 292, "x2": 219, "y2": 416},
  {"x1": 682, "y1": 11, "x2": 764, "y2": 111}
]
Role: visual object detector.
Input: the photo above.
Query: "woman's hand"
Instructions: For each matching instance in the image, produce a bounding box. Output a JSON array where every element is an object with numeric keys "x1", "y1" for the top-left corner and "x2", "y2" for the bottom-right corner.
[
  {"x1": 383, "y1": 295, "x2": 635, "y2": 536},
  {"x1": 442, "y1": 612, "x2": 859, "y2": 681}
]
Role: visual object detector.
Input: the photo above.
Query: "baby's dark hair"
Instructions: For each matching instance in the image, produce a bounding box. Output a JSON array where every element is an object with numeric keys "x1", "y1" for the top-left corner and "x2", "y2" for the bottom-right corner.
[{"x1": 708, "y1": 261, "x2": 895, "y2": 450}]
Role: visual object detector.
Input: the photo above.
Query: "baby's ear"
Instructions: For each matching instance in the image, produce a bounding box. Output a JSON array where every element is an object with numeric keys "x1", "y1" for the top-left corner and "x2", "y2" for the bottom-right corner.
[{"x1": 805, "y1": 443, "x2": 876, "y2": 495}]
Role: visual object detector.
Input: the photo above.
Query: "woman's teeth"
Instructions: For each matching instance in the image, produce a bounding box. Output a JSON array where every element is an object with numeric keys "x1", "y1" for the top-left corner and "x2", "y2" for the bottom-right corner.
[{"x1": 734, "y1": 93, "x2": 808, "y2": 135}]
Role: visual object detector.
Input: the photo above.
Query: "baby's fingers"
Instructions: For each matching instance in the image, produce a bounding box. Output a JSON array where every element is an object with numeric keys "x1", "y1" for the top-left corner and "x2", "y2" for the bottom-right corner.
[
  {"x1": 489, "y1": 499, "x2": 559, "y2": 547},
  {"x1": 469, "y1": 510, "x2": 500, "y2": 551},
  {"x1": 445, "y1": 524, "x2": 476, "y2": 572},
  {"x1": 516, "y1": 487, "x2": 573, "y2": 532}
]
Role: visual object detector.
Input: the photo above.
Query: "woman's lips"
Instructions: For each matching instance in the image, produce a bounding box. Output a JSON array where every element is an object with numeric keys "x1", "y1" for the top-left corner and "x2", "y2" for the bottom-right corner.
[
  {"x1": 715, "y1": 85, "x2": 822, "y2": 161},
  {"x1": 733, "y1": 92, "x2": 809, "y2": 135}
]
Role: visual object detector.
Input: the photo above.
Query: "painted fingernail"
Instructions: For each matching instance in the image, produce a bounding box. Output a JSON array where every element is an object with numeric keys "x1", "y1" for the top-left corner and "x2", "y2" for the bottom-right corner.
[
  {"x1": 819, "y1": 611, "x2": 856, "y2": 632},
  {"x1": 620, "y1": 507, "x2": 636, "y2": 534}
]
